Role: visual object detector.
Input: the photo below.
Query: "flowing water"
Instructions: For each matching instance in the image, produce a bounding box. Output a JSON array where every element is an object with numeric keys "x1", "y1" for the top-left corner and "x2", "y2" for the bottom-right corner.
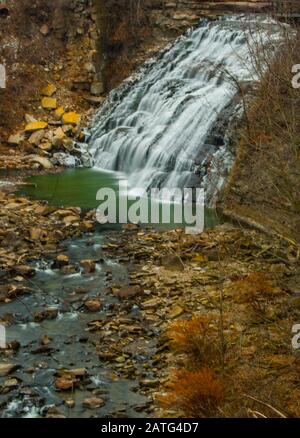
[{"x1": 88, "y1": 15, "x2": 279, "y2": 204}]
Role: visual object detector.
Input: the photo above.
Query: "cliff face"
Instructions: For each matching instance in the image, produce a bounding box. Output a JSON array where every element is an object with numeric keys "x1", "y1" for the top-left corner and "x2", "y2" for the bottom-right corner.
[{"x1": 0, "y1": 1, "x2": 270, "y2": 147}]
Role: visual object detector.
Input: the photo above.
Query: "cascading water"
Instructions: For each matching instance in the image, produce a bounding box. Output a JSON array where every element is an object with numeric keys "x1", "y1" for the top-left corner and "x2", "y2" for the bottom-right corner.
[{"x1": 88, "y1": 15, "x2": 279, "y2": 205}]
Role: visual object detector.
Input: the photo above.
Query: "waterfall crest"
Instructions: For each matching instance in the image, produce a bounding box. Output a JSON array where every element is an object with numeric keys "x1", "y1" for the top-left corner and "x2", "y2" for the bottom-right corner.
[{"x1": 88, "y1": 15, "x2": 278, "y2": 204}]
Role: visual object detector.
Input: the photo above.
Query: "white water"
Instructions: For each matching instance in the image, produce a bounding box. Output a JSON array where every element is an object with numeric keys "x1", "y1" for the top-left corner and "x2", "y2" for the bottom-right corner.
[{"x1": 88, "y1": 15, "x2": 280, "y2": 204}]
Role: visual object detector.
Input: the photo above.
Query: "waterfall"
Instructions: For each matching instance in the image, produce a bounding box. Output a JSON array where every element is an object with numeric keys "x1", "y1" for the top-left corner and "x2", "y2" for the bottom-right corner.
[{"x1": 88, "y1": 15, "x2": 279, "y2": 205}]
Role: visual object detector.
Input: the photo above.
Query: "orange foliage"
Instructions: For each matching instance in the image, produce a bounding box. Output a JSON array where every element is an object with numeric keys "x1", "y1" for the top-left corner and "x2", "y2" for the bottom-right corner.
[
  {"x1": 231, "y1": 272, "x2": 278, "y2": 303},
  {"x1": 159, "y1": 368, "x2": 224, "y2": 418},
  {"x1": 166, "y1": 315, "x2": 218, "y2": 365}
]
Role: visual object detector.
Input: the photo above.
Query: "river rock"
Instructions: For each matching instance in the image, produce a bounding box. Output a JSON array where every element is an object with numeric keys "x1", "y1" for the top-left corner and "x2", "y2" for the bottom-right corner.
[
  {"x1": 34, "y1": 307, "x2": 58, "y2": 322},
  {"x1": 82, "y1": 397, "x2": 105, "y2": 409},
  {"x1": 113, "y1": 285, "x2": 143, "y2": 299},
  {"x1": 0, "y1": 363, "x2": 20, "y2": 377},
  {"x1": 55, "y1": 254, "x2": 70, "y2": 266},
  {"x1": 84, "y1": 299, "x2": 102, "y2": 312},
  {"x1": 54, "y1": 377, "x2": 74, "y2": 391},
  {"x1": 80, "y1": 259, "x2": 96, "y2": 274}
]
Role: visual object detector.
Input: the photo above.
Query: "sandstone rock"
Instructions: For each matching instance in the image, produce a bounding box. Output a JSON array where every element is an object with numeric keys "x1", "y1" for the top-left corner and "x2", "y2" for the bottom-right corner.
[
  {"x1": 42, "y1": 97, "x2": 57, "y2": 110},
  {"x1": 30, "y1": 228, "x2": 43, "y2": 240},
  {"x1": 25, "y1": 121, "x2": 48, "y2": 132},
  {"x1": 84, "y1": 299, "x2": 102, "y2": 312},
  {"x1": 25, "y1": 114, "x2": 37, "y2": 123},
  {"x1": 29, "y1": 155, "x2": 53, "y2": 169},
  {"x1": 28, "y1": 129, "x2": 45, "y2": 146},
  {"x1": 82, "y1": 397, "x2": 105, "y2": 409},
  {"x1": 54, "y1": 377, "x2": 74, "y2": 391},
  {"x1": 80, "y1": 259, "x2": 96, "y2": 274},
  {"x1": 90, "y1": 81, "x2": 104, "y2": 96},
  {"x1": 56, "y1": 254, "x2": 70, "y2": 266},
  {"x1": 55, "y1": 106, "x2": 65, "y2": 119},
  {"x1": 7, "y1": 133, "x2": 25, "y2": 146},
  {"x1": 62, "y1": 138, "x2": 74, "y2": 151},
  {"x1": 39, "y1": 142, "x2": 53, "y2": 152},
  {"x1": 0, "y1": 363, "x2": 20, "y2": 377},
  {"x1": 63, "y1": 112, "x2": 80, "y2": 125},
  {"x1": 63, "y1": 215, "x2": 80, "y2": 226},
  {"x1": 42, "y1": 84, "x2": 57, "y2": 97}
]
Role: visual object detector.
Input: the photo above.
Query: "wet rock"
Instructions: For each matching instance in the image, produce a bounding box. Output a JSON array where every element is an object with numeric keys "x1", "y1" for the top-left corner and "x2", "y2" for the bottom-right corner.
[
  {"x1": 55, "y1": 254, "x2": 70, "y2": 267},
  {"x1": 34, "y1": 308, "x2": 58, "y2": 322},
  {"x1": 84, "y1": 299, "x2": 102, "y2": 312},
  {"x1": 13, "y1": 265, "x2": 35, "y2": 277},
  {"x1": 3, "y1": 378, "x2": 20, "y2": 391},
  {"x1": 54, "y1": 377, "x2": 74, "y2": 391},
  {"x1": 80, "y1": 259, "x2": 96, "y2": 274},
  {"x1": 40, "y1": 335, "x2": 51, "y2": 346},
  {"x1": 113, "y1": 285, "x2": 143, "y2": 299},
  {"x1": 64, "y1": 399, "x2": 75, "y2": 409},
  {"x1": 82, "y1": 397, "x2": 105, "y2": 409},
  {"x1": 0, "y1": 363, "x2": 20, "y2": 377}
]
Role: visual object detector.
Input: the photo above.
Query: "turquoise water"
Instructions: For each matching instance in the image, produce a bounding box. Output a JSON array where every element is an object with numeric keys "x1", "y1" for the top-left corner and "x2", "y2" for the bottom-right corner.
[{"x1": 18, "y1": 168, "x2": 220, "y2": 230}]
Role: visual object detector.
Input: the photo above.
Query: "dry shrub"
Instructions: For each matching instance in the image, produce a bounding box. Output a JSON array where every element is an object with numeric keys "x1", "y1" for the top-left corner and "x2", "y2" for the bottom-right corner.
[
  {"x1": 223, "y1": 21, "x2": 300, "y2": 241},
  {"x1": 231, "y1": 272, "x2": 279, "y2": 304},
  {"x1": 159, "y1": 368, "x2": 224, "y2": 418},
  {"x1": 166, "y1": 315, "x2": 219, "y2": 366}
]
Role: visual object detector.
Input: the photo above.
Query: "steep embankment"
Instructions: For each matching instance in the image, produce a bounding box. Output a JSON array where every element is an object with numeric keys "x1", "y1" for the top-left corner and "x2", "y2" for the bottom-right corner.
[{"x1": 219, "y1": 18, "x2": 300, "y2": 243}]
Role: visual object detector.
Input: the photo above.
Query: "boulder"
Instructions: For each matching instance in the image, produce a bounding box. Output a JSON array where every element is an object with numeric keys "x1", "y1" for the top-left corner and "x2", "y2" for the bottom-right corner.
[
  {"x1": 28, "y1": 155, "x2": 53, "y2": 169},
  {"x1": 80, "y1": 259, "x2": 96, "y2": 274},
  {"x1": 84, "y1": 299, "x2": 102, "y2": 312}
]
